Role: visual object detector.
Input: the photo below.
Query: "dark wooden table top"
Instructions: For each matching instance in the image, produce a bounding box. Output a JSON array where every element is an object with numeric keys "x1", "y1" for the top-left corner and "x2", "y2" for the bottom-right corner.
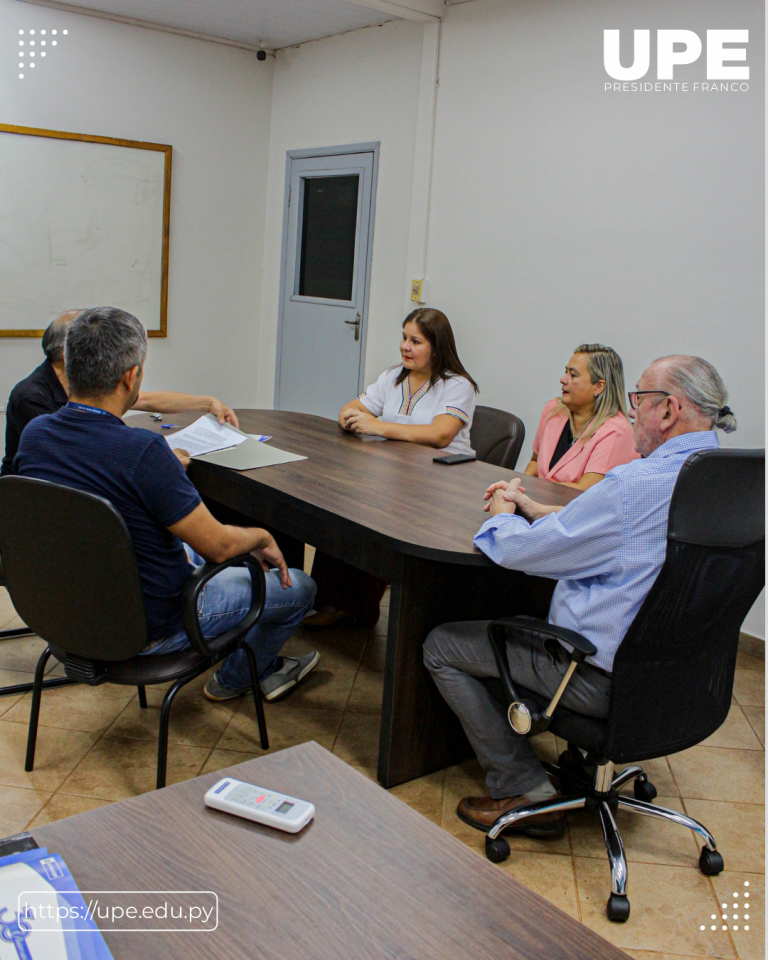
[
  {"x1": 32, "y1": 742, "x2": 628, "y2": 960},
  {"x1": 131, "y1": 410, "x2": 580, "y2": 565}
]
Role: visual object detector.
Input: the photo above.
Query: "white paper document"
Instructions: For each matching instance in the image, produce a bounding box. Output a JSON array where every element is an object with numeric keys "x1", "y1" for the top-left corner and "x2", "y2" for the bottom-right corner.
[{"x1": 164, "y1": 414, "x2": 248, "y2": 457}]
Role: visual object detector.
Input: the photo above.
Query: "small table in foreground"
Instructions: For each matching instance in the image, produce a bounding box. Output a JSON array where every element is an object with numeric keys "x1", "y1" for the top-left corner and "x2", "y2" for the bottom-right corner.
[{"x1": 32, "y1": 742, "x2": 629, "y2": 960}]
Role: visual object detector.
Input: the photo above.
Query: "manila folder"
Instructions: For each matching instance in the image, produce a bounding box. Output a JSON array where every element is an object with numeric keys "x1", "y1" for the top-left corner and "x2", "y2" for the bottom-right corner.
[{"x1": 194, "y1": 438, "x2": 306, "y2": 470}]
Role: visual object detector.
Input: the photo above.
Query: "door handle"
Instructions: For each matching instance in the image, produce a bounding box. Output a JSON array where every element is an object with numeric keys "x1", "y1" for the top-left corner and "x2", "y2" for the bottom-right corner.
[{"x1": 345, "y1": 314, "x2": 361, "y2": 342}]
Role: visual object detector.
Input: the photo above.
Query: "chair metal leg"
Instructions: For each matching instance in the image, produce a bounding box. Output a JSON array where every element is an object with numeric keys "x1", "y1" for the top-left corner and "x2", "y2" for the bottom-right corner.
[
  {"x1": 241, "y1": 642, "x2": 269, "y2": 751},
  {"x1": 617, "y1": 795, "x2": 718, "y2": 852},
  {"x1": 611, "y1": 765, "x2": 643, "y2": 790},
  {"x1": 1, "y1": 675, "x2": 77, "y2": 698},
  {"x1": 24, "y1": 647, "x2": 51, "y2": 772},
  {"x1": 137, "y1": 686, "x2": 147, "y2": 709},
  {"x1": 598, "y1": 801, "x2": 628, "y2": 896},
  {"x1": 0, "y1": 643, "x2": 78, "y2": 699},
  {"x1": 0, "y1": 626, "x2": 36, "y2": 640},
  {"x1": 487, "y1": 795, "x2": 586, "y2": 840},
  {"x1": 156, "y1": 678, "x2": 186, "y2": 790}
]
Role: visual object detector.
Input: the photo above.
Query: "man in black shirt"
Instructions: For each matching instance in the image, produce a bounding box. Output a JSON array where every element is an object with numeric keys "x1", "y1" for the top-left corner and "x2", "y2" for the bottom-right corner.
[
  {"x1": 2, "y1": 309, "x2": 241, "y2": 476},
  {"x1": 1, "y1": 311, "x2": 76, "y2": 475}
]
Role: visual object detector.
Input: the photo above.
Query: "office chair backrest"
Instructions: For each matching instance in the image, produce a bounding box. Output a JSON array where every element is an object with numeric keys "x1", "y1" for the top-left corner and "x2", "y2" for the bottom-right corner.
[
  {"x1": 605, "y1": 449, "x2": 765, "y2": 763},
  {"x1": 470, "y1": 406, "x2": 525, "y2": 470},
  {"x1": 0, "y1": 476, "x2": 149, "y2": 659}
]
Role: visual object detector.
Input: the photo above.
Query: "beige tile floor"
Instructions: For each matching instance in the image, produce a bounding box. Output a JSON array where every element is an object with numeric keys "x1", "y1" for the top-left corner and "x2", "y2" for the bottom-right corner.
[{"x1": 0, "y1": 581, "x2": 763, "y2": 960}]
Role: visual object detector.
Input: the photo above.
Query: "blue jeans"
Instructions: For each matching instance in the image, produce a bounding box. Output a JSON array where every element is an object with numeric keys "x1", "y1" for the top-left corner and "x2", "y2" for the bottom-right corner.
[{"x1": 141, "y1": 548, "x2": 316, "y2": 690}]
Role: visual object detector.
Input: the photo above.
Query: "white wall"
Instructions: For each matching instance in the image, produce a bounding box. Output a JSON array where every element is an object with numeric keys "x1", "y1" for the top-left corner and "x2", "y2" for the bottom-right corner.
[
  {"x1": 0, "y1": 0, "x2": 273, "y2": 406},
  {"x1": 428, "y1": 0, "x2": 763, "y2": 457},
  {"x1": 257, "y1": 19, "x2": 425, "y2": 405}
]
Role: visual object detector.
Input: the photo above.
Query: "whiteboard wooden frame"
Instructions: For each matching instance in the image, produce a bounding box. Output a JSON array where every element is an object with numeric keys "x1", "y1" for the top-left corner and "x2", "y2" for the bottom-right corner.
[{"x1": 0, "y1": 124, "x2": 172, "y2": 338}]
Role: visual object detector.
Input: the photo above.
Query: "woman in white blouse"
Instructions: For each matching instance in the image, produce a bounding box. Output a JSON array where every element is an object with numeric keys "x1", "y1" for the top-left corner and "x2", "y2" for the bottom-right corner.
[
  {"x1": 305, "y1": 308, "x2": 479, "y2": 628},
  {"x1": 339, "y1": 308, "x2": 478, "y2": 454}
]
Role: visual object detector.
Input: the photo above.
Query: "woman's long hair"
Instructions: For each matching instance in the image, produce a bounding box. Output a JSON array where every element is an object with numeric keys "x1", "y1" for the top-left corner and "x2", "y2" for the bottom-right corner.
[
  {"x1": 394, "y1": 308, "x2": 479, "y2": 392},
  {"x1": 550, "y1": 343, "x2": 629, "y2": 443}
]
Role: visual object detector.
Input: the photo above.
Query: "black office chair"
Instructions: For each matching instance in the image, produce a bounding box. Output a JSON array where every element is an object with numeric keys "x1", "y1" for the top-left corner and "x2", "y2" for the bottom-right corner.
[
  {"x1": 470, "y1": 406, "x2": 525, "y2": 470},
  {"x1": 481, "y1": 448, "x2": 764, "y2": 922},
  {"x1": 0, "y1": 476, "x2": 270, "y2": 789}
]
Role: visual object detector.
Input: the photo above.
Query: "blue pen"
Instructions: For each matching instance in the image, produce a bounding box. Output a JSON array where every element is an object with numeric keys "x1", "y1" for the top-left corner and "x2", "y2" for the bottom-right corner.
[{"x1": 161, "y1": 424, "x2": 180, "y2": 429}]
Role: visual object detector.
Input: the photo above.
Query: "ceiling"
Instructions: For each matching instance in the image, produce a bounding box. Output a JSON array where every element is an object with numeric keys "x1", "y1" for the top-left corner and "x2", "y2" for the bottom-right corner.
[{"x1": 19, "y1": 0, "x2": 401, "y2": 50}]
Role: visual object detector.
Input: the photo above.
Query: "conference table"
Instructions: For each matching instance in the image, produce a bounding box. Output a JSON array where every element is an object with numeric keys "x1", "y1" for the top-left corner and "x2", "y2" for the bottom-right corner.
[
  {"x1": 29, "y1": 742, "x2": 630, "y2": 959},
  {"x1": 134, "y1": 410, "x2": 580, "y2": 788}
]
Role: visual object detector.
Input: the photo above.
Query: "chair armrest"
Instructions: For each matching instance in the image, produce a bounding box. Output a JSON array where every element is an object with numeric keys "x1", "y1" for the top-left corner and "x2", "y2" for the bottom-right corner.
[
  {"x1": 180, "y1": 554, "x2": 266, "y2": 659},
  {"x1": 490, "y1": 617, "x2": 597, "y2": 659},
  {"x1": 487, "y1": 616, "x2": 598, "y2": 736}
]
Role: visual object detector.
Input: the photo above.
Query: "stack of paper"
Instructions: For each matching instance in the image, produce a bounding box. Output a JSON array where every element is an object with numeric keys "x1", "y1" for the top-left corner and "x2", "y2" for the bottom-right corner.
[
  {"x1": 163, "y1": 414, "x2": 248, "y2": 457},
  {"x1": 0, "y1": 845, "x2": 114, "y2": 959},
  {"x1": 161, "y1": 414, "x2": 306, "y2": 470}
]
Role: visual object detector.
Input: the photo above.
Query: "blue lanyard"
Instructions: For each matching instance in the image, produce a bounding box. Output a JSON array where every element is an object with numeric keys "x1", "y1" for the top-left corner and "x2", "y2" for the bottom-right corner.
[{"x1": 67, "y1": 402, "x2": 113, "y2": 417}]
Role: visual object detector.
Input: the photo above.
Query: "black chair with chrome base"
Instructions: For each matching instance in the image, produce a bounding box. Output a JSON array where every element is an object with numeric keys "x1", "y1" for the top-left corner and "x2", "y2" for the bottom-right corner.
[
  {"x1": 482, "y1": 448, "x2": 764, "y2": 922},
  {"x1": 0, "y1": 476, "x2": 270, "y2": 789},
  {"x1": 470, "y1": 406, "x2": 525, "y2": 470}
]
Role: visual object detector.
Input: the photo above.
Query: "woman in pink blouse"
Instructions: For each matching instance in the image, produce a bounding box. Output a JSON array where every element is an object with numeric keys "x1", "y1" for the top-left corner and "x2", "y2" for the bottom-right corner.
[{"x1": 524, "y1": 343, "x2": 638, "y2": 491}]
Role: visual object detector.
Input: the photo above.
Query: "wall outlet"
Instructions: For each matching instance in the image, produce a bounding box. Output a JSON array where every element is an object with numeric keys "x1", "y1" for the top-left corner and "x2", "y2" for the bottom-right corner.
[{"x1": 410, "y1": 279, "x2": 429, "y2": 303}]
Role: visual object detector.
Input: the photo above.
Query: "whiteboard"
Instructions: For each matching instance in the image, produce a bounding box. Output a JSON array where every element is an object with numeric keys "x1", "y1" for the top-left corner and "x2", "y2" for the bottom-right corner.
[{"x1": 0, "y1": 126, "x2": 171, "y2": 336}]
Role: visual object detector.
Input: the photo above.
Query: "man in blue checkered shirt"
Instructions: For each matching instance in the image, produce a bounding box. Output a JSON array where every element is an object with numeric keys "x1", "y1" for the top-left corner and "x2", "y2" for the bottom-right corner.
[{"x1": 424, "y1": 356, "x2": 737, "y2": 837}]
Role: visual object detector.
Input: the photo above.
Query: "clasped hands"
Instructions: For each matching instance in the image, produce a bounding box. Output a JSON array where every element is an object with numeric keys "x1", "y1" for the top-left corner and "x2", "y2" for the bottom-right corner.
[
  {"x1": 340, "y1": 408, "x2": 385, "y2": 437},
  {"x1": 484, "y1": 477, "x2": 542, "y2": 520}
]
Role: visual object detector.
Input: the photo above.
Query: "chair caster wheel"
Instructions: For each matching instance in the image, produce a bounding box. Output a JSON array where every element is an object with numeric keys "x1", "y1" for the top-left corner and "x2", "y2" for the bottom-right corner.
[
  {"x1": 607, "y1": 894, "x2": 630, "y2": 922},
  {"x1": 699, "y1": 847, "x2": 724, "y2": 875},
  {"x1": 634, "y1": 777, "x2": 657, "y2": 802},
  {"x1": 485, "y1": 836, "x2": 510, "y2": 863}
]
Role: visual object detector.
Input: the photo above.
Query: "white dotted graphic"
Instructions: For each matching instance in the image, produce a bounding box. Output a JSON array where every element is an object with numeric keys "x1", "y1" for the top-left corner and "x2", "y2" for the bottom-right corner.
[
  {"x1": 14, "y1": 26, "x2": 69, "y2": 79},
  {"x1": 707, "y1": 882, "x2": 754, "y2": 934}
]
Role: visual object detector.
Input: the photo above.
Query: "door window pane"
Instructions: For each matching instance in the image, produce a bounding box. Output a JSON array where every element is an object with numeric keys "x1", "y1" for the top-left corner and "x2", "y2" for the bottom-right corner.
[{"x1": 298, "y1": 175, "x2": 359, "y2": 300}]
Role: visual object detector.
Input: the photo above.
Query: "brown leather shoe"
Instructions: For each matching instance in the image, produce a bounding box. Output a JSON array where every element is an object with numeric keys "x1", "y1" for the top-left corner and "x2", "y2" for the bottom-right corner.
[
  {"x1": 302, "y1": 606, "x2": 353, "y2": 628},
  {"x1": 457, "y1": 794, "x2": 567, "y2": 837}
]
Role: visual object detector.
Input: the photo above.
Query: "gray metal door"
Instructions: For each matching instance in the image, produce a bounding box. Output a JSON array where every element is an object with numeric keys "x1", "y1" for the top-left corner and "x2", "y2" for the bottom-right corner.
[{"x1": 276, "y1": 149, "x2": 376, "y2": 419}]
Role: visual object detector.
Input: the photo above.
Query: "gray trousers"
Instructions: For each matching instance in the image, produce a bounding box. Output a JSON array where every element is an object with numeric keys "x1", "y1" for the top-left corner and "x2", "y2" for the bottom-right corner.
[{"x1": 423, "y1": 621, "x2": 612, "y2": 798}]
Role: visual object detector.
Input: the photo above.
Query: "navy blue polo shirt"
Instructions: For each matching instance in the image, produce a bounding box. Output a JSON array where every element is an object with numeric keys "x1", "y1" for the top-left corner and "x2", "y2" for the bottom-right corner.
[{"x1": 15, "y1": 403, "x2": 202, "y2": 641}]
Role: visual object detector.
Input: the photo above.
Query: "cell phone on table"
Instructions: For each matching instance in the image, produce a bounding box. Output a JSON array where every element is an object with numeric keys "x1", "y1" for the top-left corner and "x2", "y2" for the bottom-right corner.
[{"x1": 433, "y1": 454, "x2": 477, "y2": 465}]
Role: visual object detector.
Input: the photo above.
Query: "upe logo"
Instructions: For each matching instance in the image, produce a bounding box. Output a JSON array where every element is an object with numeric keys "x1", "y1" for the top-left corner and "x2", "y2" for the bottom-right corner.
[{"x1": 604, "y1": 30, "x2": 749, "y2": 80}]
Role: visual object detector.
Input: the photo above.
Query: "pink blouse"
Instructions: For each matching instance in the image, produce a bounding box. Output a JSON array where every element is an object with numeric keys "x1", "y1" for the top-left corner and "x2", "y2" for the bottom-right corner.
[{"x1": 532, "y1": 399, "x2": 639, "y2": 483}]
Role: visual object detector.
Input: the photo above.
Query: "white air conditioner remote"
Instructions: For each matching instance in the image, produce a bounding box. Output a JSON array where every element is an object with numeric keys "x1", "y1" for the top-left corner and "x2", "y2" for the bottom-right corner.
[{"x1": 204, "y1": 777, "x2": 315, "y2": 834}]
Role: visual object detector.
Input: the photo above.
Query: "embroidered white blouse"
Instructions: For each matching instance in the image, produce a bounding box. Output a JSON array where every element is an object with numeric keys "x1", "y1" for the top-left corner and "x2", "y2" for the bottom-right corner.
[{"x1": 358, "y1": 367, "x2": 477, "y2": 457}]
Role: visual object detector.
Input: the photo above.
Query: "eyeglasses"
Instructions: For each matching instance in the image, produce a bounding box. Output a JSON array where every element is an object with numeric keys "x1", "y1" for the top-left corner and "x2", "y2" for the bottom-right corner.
[{"x1": 628, "y1": 390, "x2": 670, "y2": 410}]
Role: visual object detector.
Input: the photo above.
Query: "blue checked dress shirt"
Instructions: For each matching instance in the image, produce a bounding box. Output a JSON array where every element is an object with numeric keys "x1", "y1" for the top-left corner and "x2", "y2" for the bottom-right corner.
[{"x1": 474, "y1": 431, "x2": 721, "y2": 672}]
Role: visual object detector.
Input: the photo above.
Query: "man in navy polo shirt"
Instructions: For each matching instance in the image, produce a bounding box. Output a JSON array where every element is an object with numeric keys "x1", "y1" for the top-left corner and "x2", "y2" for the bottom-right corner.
[{"x1": 15, "y1": 307, "x2": 319, "y2": 703}]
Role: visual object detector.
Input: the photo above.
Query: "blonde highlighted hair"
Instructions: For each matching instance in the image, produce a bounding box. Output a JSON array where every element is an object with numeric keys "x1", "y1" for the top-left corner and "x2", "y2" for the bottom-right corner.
[{"x1": 550, "y1": 343, "x2": 630, "y2": 443}]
